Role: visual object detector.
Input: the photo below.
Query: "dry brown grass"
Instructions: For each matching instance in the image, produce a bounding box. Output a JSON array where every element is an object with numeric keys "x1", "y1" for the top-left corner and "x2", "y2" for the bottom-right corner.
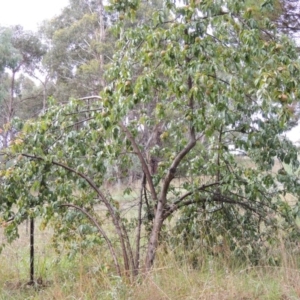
[
  {"x1": 1, "y1": 164, "x2": 300, "y2": 299},
  {"x1": 1, "y1": 221, "x2": 300, "y2": 300}
]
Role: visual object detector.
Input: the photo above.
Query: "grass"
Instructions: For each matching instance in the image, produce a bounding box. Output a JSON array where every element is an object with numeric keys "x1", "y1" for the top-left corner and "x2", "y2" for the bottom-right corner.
[
  {"x1": 1, "y1": 159, "x2": 300, "y2": 299},
  {"x1": 1, "y1": 220, "x2": 300, "y2": 300}
]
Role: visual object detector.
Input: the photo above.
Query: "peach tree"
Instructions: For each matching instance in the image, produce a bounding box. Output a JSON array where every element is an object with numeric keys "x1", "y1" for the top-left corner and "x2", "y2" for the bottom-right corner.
[{"x1": 1, "y1": 0, "x2": 300, "y2": 278}]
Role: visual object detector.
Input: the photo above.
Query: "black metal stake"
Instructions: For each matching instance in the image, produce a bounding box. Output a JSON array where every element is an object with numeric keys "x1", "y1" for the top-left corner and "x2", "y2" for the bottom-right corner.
[{"x1": 30, "y1": 217, "x2": 34, "y2": 284}]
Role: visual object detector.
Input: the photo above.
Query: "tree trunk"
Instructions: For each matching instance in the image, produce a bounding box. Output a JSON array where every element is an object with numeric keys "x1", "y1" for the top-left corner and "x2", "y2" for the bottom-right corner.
[
  {"x1": 145, "y1": 199, "x2": 164, "y2": 270},
  {"x1": 98, "y1": 0, "x2": 105, "y2": 88}
]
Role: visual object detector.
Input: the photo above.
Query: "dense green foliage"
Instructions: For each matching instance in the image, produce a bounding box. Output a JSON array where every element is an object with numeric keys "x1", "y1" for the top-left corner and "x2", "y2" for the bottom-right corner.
[{"x1": 1, "y1": 0, "x2": 300, "y2": 278}]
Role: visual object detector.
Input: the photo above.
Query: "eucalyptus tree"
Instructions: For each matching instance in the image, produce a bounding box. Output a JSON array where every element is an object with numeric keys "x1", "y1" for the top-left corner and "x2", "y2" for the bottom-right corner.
[
  {"x1": 275, "y1": 0, "x2": 300, "y2": 36},
  {"x1": 39, "y1": 0, "x2": 112, "y2": 102},
  {"x1": 0, "y1": 26, "x2": 46, "y2": 147},
  {"x1": 1, "y1": 0, "x2": 300, "y2": 279},
  {"x1": 39, "y1": 0, "x2": 164, "y2": 104}
]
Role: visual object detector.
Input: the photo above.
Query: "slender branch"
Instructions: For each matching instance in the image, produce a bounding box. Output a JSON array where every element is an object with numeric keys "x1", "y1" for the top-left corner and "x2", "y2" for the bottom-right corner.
[
  {"x1": 173, "y1": 182, "x2": 221, "y2": 206},
  {"x1": 211, "y1": 193, "x2": 265, "y2": 216},
  {"x1": 120, "y1": 222, "x2": 135, "y2": 277},
  {"x1": 21, "y1": 153, "x2": 130, "y2": 273},
  {"x1": 163, "y1": 192, "x2": 264, "y2": 220},
  {"x1": 78, "y1": 95, "x2": 102, "y2": 100},
  {"x1": 135, "y1": 173, "x2": 145, "y2": 275},
  {"x1": 120, "y1": 123, "x2": 158, "y2": 201},
  {"x1": 160, "y1": 74, "x2": 196, "y2": 202},
  {"x1": 64, "y1": 108, "x2": 103, "y2": 116},
  {"x1": 216, "y1": 127, "x2": 223, "y2": 201},
  {"x1": 65, "y1": 117, "x2": 95, "y2": 130},
  {"x1": 60, "y1": 203, "x2": 121, "y2": 276},
  {"x1": 18, "y1": 93, "x2": 44, "y2": 103}
]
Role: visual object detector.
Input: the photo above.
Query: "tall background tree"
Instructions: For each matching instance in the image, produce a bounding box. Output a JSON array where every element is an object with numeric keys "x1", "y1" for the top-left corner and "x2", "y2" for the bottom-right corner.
[
  {"x1": 276, "y1": 0, "x2": 300, "y2": 36},
  {"x1": 0, "y1": 26, "x2": 45, "y2": 147},
  {"x1": 39, "y1": 0, "x2": 111, "y2": 102}
]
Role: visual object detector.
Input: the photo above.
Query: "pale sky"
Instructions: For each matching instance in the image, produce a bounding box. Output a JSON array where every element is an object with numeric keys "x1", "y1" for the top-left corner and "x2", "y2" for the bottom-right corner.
[{"x1": 0, "y1": 0, "x2": 69, "y2": 31}]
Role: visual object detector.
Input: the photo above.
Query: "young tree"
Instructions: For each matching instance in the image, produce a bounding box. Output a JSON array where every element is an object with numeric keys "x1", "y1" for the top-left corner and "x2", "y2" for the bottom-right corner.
[{"x1": 1, "y1": 0, "x2": 300, "y2": 278}]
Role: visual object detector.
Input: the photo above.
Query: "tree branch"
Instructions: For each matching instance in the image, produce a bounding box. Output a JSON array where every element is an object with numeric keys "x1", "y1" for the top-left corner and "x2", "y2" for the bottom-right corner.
[
  {"x1": 160, "y1": 73, "x2": 196, "y2": 203},
  {"x1": 135, "y1": 173, "x2": 146, "y2": 275},
  {"x1": 163, "y1": 192, "x2": 264, "y2": 220},
  {"x1": 119, "y1": 122, "x2": 158, "y2": 202},
  {"x1": 21, "y1": 153, "x2": 131, "y2": 273},
  {"x1": 60, "y1": 203, "x2": 121, "y2": 276}
]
